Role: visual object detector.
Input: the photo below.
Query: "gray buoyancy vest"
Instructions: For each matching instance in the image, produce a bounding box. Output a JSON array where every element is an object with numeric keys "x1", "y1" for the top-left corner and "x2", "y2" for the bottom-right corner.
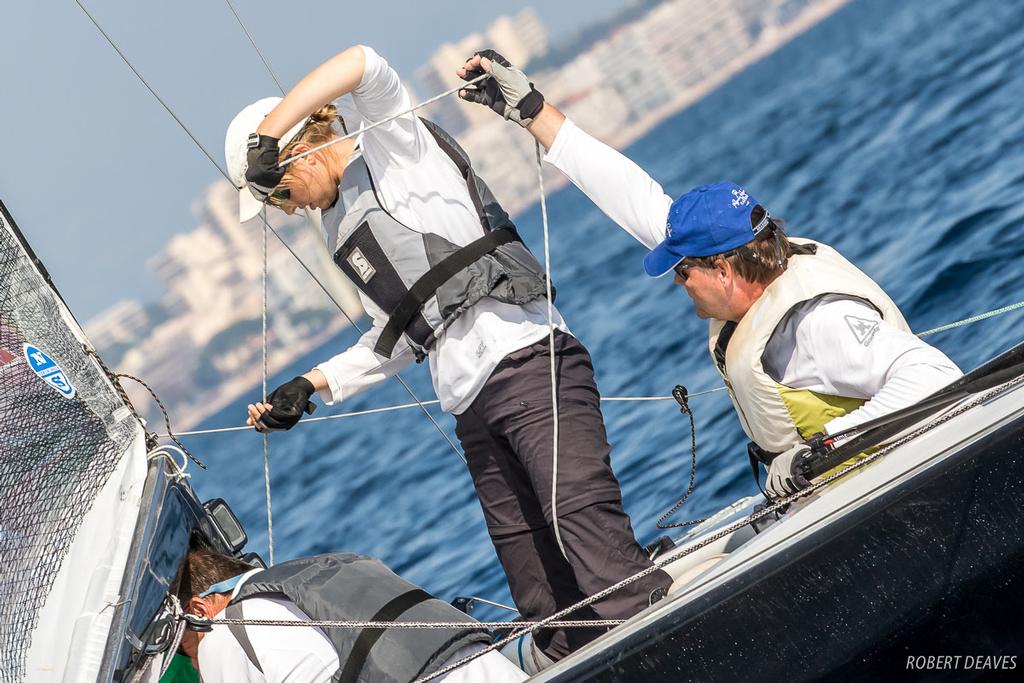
[
  {"x1": 324, "y1": 119, "x2": 550, "y2": 361},
  {"x1": 225, "y1": 553, "x2": 489, "y2": 683}
]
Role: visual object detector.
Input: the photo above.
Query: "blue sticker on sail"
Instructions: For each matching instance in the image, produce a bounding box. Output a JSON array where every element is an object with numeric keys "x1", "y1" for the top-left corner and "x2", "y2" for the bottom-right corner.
[{"x1": 23, "y1": 344, "x2": 76, "y2": 399}]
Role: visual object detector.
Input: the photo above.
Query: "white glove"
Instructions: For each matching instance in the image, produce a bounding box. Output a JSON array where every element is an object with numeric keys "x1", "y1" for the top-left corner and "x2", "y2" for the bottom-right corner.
[
  {"x1": 765, "y1": 442, "x2": 813, "y2": 498},
  {"x1": 458, "y1": 49, "x2": 545, "y2": 128}
]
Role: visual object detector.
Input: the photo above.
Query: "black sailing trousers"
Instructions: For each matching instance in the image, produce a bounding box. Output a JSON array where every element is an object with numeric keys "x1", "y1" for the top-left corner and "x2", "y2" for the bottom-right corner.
[{"x1": 454, "y1": 331, "x2": 672, "y2": 661}]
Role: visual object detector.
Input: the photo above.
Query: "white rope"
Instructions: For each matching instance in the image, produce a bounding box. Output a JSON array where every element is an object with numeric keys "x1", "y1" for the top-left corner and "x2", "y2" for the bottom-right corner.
[
  {"x1": 158, "y1": 394, "x2": 712, "y2": 438},
  {"x1": 534, "y1": 140, "x2": 567, "y2": 559},
  {"x1": 261, "y1": 209, "x2": 275, "y2": 565},
  {"x1": 147, "y1": 444, "x2": 191, "y2": 480},
  {"x1": 277, "y1": 74, "x2": 489, "y2": 169},
  {"x1": 917, "y1": 299, "x2": 1024, "y2": 337}
]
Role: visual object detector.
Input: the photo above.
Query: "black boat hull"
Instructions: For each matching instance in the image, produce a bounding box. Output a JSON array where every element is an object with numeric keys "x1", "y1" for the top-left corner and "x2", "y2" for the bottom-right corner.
[{"x1": 542, "y1": 411, "x2": 1024, "y2": 682}]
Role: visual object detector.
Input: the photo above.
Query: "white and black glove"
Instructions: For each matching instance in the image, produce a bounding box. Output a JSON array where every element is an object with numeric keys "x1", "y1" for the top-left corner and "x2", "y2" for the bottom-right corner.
[
  {"x1": 459, "y1": 49, "x2": 545, "y2": 128},
  {"x1": 245, "y1": 133, "x2": 284, "y2": 203},
  {"x1": 765, "y1": 442, "x2": 813, "y2": 498}
]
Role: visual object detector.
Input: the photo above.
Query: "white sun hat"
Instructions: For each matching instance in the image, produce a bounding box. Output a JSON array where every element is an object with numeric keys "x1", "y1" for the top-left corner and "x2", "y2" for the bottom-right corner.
[{"x1": 224, "y1": 97, "x2": 308, "y2": 222}]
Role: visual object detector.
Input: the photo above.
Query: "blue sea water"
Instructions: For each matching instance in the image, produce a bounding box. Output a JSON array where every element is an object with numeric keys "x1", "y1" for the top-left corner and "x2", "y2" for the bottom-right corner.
[{"x1": 186, "y1": 0, "x2": 1024, "y2": 622}]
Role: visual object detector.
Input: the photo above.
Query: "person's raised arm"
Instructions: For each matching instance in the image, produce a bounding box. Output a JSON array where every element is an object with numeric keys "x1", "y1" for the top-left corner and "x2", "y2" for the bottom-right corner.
[
  {"x1": 256, "y1": 46, "x2": 367, "y2": 138},
  {"x1": 457, "y1": 51, "x2": 672, "y2": 249}
]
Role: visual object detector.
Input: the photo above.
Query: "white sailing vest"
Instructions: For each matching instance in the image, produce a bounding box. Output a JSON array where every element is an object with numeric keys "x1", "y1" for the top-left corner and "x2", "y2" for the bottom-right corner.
[{"x1": 708, "y1": 238, "x2": 911, "y2": 453}]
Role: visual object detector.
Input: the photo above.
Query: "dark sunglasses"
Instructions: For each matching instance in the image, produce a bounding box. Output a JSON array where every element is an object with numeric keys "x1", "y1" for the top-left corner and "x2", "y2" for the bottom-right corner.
[
  {"x1": 673, "y1": 260, "x2": 699, "y2": 281},
  {"x1": 266, "y1": 187, "x2": 292, "y2": 207}
]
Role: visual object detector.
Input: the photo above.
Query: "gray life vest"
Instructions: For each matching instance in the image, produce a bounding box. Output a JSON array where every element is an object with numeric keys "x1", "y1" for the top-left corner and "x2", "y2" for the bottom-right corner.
[
  {"x1": 324, "y1": 119, "x2": 550, "y2": 361},
  {"x1": 224, "y1": 553, "x2": 489, "y2": 683}
]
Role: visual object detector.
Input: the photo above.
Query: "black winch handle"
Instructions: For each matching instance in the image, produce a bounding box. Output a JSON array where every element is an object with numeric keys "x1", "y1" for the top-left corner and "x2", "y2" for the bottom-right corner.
[
  {"x1": 795, "y1": 432, "x2": 837, "y2": 479},
  {"x1": 672, "y1": 385, "x2": 689, "y2": 414}
]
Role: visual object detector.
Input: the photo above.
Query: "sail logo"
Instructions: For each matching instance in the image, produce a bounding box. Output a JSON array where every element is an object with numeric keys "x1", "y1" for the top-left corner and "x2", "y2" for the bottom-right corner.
[{"x1": 23, "y1": 344, "x2": 76, "y2": 399}]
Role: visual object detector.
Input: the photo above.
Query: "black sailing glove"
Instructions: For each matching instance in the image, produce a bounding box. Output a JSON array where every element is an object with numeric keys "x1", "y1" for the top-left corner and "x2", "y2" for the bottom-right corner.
[
  {"x1": 245, "y1": 133, "x2": 284, "y2": 203},
  {"x1": 459, "y1": 49, "x2": 545, "y2": 128},
  {"x1": 258, "y1": 376, "x2": 316, "y2": 432}
]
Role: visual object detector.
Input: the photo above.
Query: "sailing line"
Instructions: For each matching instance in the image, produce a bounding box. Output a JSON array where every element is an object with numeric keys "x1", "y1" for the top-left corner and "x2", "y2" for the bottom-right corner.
[{"x1": 161, "y1": 299, "x2": 1024, "y2": 439}]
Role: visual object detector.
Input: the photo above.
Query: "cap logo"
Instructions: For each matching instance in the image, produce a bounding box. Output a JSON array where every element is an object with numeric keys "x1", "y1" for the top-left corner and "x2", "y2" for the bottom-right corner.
[
  {"x1": 665, "y1": 222, "x2": 673, "y2": 240},
  {"x1": 731, "y1": 189, "x2": 750, "y2": 209}
]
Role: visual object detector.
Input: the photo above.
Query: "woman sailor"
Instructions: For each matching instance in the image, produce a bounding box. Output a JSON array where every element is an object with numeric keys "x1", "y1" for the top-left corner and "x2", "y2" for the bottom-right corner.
[{"x1": 224, "y1": 45, "x2": 671, "y2": 664}]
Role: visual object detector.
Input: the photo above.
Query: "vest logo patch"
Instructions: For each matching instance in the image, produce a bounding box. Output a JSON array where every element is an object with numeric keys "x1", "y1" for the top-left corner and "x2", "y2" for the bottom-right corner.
[
  {"x1": 23, "y1": 343, "x2": 76, "y2": 399},
  {"x1": 845, "y1": 315, "x2": 880, "y2": 347},
  {"x1": 346, "y1": 247, "x2": 376, "y2": 284}
]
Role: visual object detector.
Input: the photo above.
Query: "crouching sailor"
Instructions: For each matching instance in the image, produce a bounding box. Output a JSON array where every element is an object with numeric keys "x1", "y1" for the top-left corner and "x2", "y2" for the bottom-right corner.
[
  {"x1": 456, "y1": 51, "x2": 964, "y2": 499},
  {"x1": 177, "y1": 549, "x2": 527, "y2": 682}
]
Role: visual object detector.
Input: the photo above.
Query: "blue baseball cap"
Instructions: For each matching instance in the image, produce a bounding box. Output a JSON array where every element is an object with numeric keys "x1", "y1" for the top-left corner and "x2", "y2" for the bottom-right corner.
[{"x1": 643, "y1": 181, "x2": 771, "y2": 277}]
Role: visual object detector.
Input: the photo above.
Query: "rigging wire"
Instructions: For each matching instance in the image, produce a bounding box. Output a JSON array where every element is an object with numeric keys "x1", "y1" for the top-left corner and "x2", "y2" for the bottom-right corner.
[
  {"x1": 75, "y1": 0, "x2": 465, "y2": 465},
  {"x1": 223, "y1": 0, "x2": 286, "y2": 95},
  {"x1": 225, "y1": 0, "x2": 285, "y2": 564}
]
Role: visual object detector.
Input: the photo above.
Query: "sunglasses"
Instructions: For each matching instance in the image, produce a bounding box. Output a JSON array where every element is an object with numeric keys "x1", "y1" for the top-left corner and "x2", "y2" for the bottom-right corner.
[{"x1": 673, "y1": 260, "x2": 699, "y2": 281}]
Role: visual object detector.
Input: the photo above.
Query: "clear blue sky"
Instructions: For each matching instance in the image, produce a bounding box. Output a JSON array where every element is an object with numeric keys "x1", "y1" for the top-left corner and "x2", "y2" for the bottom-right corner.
[{"x1": 0, "y1": 0, "x2": 628, "y2": 320}]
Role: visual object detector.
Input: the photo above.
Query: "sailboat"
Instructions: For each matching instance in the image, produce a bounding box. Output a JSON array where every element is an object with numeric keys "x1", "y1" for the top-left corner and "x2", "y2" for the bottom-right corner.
[
  {"x1": 1, "y1": 199, "x2": 251, "y2": 682},
  {"x1": 6, "y1": 191, "x2": 1024, "y2": 681}
]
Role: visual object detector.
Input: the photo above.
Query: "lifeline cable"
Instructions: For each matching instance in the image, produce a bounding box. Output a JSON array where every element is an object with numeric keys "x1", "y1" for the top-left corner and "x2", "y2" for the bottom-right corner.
[
  {"x1": 76, "y1": 0, "x2": 465, "y2": 466},
  {"x1": 158, "y1": 300, "x2": 1024, "y2": 439}
]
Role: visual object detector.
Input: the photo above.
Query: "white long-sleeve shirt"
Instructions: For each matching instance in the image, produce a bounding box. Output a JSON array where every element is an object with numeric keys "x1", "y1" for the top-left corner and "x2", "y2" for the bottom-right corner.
[
  {"x1": 196, "y1": 569, "x2": 528, "y2": 683},
  {"x1": 544, "y1": 119, "x2": 961, "y2": 435},
  {"x1": 313, "y1": 46, "x2": 567, "y2": 414}
]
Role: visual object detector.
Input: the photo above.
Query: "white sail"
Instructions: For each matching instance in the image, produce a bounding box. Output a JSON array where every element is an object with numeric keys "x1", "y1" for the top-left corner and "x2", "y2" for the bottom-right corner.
[{"x1": 0, "y1": 200, "x2": 147, "y2": 682}]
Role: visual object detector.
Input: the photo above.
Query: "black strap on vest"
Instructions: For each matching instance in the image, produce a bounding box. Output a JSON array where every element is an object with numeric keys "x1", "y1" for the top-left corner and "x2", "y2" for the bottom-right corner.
[
  {"x1": 788, "y1": 241, "x2": 818, "y2": 256},
  {"x1": 713, "y1": 321, "x2": 738, "y2": 373},
  {"x1": 374, "y1": 227, "x2": 519, "y2": 358},
  {"x1": 224, "y1": 603, "x2": 265, "y2": 673},
  {"x1": 338, "y1": 588, "x2": 432, "y2": 683}
]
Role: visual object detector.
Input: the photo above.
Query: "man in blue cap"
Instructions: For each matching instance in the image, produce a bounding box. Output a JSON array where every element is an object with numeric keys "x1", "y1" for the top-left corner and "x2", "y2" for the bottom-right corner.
[{"x1": 458, "y1": 52, "x2": 962, "y2": 497}]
